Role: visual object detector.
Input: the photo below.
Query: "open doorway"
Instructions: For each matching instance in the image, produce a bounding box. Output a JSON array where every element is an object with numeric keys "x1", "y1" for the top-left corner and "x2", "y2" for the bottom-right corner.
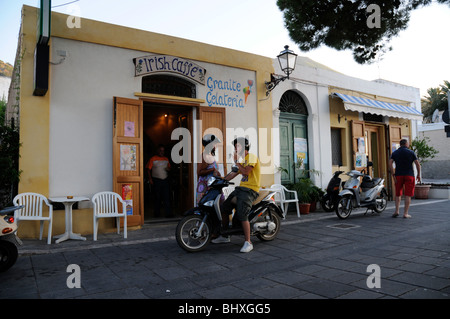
[
  {"x1": 143, "y1": 102, "x2": 193, "y2": 221},
  {"x1": 365, "y1": 125, "x2": 380, "y2": 177}
]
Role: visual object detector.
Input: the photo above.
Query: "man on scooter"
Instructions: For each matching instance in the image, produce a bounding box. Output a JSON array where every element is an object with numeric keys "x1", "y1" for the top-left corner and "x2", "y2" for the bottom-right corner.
[{"x1": 212, "y1": 137, "x2": 261, "y2": 253}]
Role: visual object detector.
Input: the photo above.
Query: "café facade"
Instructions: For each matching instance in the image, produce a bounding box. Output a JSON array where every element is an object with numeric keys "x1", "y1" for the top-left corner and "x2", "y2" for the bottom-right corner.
[{"x1": 8, "y1": 5, "x2": 422, "y2": 239}]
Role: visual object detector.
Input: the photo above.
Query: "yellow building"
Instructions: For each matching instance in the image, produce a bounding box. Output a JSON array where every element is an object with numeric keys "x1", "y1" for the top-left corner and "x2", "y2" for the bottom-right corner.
[{"x1": 8, "y1": 5, "x2": 277, "y2": 238}]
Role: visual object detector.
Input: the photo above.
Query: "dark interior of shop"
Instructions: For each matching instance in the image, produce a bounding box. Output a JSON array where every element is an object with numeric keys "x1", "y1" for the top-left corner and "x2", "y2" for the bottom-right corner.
[{"x1": 143, "y1": 102, "x2": 192, "y2": 221}]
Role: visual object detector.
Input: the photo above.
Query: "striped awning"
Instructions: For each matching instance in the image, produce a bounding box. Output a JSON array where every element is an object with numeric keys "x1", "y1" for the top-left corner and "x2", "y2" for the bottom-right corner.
[{"x1": 332, "y1": 92, "x2": 423, "y2": 121}]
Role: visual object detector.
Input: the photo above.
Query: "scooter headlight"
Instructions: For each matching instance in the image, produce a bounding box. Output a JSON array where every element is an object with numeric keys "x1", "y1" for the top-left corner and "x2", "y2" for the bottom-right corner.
[{"x1": 203, "y1": 200, "x2": 215, "y2": 207}]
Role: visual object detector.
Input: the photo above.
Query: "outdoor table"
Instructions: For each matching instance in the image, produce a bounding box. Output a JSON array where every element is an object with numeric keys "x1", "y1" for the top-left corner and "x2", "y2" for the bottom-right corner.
[{"x1": 49, "y1": 196, "x2": 89, "y2": 243}]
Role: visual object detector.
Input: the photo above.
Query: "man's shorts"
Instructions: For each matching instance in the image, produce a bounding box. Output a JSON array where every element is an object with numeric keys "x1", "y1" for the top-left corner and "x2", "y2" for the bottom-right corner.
[
  {"x1": 221, "y1": 186, "x2": 259, "y2": 222},
  {"x1": 395, "y1": 175, "x2": 416, "y2": 197}
]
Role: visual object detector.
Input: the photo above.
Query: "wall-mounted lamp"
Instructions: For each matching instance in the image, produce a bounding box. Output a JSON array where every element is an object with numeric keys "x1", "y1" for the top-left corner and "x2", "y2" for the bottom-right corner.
[
  {"x1": 337, "y1": 114, "x2": 347, "y2": 123},
  {"x1": 399, "y1": 120, "x2": 409, "y2": 127},
  {"x1": 265, "y1": 45, "x2": 298, "y2": 96}
]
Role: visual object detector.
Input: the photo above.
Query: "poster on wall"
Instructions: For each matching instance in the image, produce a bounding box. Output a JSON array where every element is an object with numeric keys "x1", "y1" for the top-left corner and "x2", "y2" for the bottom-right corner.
[
  {"x1": 358, "y1": 137, "x2": 365, "y2": 154},
  {"x1": 122, "y1": 184, "x2": 133, "y2": 215},
  {"x1": 120, "y1": 145, "x2": 137, "y2": 171},
  {"x1": 294, "y1": 138, "x2": 308, "y2": 166},
  {"x1": 355, "y1": 153, "x2": 367, "y2": 168},
  {"x1": 392, "y1": 142, "x2": 400, "y2": 153},
  {"x1": 124, "y1": 121, "x2": 135, "y2": 137},
  {"x1": 355, "y1": 137, "x2": 366, "y2": 168}
]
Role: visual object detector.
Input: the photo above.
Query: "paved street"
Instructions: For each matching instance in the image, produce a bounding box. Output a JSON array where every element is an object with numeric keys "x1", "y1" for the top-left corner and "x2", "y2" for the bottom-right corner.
[{"x1": 1, "y1": 199, "x2": 449, "y2": 303}]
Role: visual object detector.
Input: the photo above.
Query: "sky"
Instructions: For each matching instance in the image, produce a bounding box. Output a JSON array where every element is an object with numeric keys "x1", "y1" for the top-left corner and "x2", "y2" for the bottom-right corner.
[{"x1": 1, "y1": 0, "x2": 449, "y2": 98}]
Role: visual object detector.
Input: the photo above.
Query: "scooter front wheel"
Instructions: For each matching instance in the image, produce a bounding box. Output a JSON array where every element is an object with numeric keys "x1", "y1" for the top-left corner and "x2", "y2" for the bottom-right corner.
[
  {"x1": 321, "y1": 194, "x2": 337, "y2": 212},
  {"x1": 0, "y1": 240, "x2": 18, "y2": 272},
  {"x1": 336, "y1": 195, "x2": 353, "y2": 219},
  {"x1": 176, "y1": 215, "x2": 211, "y2": 252}
]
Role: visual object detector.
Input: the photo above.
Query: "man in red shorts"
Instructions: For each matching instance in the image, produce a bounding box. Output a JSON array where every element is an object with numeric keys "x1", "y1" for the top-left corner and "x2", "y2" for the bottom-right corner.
[{"x1": 389, "y1": 139, "x2": 421, "y2": 218}]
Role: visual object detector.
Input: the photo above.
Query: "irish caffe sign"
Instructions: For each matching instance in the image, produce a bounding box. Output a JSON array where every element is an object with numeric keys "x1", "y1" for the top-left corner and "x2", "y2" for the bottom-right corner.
[{"x1": 133, "y1": 55, "x2": 206, "y2": 85}]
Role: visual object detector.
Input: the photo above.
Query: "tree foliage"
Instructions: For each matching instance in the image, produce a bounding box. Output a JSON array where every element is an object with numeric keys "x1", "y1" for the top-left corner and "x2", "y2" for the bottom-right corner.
[
  {"x1": 277, "y1": 0, "x2": 450, "y2": 64},
  {"x1": 421, "y1": 80, "x2": 449, "y2": 121},
  {"x1": 0, "y1": 60, "x2": 13, "y2": 77},
  {"x1": 411, "y1": 136, "x2": 438, "y2": 164},
  {"x1": 0, "y1": 97, "x2": 21, "y2": 207}
]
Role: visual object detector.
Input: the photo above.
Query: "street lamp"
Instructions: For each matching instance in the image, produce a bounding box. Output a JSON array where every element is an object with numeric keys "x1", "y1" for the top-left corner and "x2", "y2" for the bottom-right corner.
[{"x1": 265, "y1": 45, "x2": 298, "y2": 96}]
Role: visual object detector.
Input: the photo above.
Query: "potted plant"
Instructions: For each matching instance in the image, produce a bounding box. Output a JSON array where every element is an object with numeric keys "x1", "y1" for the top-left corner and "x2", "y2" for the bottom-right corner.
[
  {"x1": 289, "y1": 178, "x2": 314, "y2": 214},
  {"x1": 309, "y1": 185, "x2": 325, "y2": 212},
  {"x1": 278, "y1": 159, "x2": 323, "y2": 214},
  {"x1": 410, "y1": 136, "x2": 439, "y2": 199}
]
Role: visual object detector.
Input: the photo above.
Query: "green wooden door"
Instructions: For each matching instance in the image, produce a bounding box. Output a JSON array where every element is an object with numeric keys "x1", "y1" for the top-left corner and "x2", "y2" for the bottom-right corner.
[{"x1": 279, "y1": 113, "x2": 308, "y2": 185}]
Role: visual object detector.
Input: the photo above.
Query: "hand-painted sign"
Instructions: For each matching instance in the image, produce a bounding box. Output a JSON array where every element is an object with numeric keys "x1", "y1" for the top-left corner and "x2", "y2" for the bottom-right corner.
[
  {"x1": 206, "y1": 77, "x2": 254, "y2": 108},
  {"x1": 133, "y1": 55, "x2": 206, "y2": 85}
]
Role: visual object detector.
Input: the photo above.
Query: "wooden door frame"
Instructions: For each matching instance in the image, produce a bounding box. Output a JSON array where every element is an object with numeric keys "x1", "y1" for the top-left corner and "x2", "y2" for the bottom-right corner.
[
  {"x1": 198, "y1": 106, "x2": 227, "y2": 176},
  {"x1": 113, "y1": 97, "x2": 144, "y2": 226},
  {"x1": 365, "y1": 124, "x2": 383, "y2": 177},
  {"x1": 139, "y1": 96, "x2": 196, "y2": 211}
]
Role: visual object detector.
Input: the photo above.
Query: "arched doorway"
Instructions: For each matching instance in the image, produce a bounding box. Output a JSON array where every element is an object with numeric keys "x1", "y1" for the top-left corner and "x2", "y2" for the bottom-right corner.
[{"x1": 278, "y1": 90, "x2": 309, "y2": 184}]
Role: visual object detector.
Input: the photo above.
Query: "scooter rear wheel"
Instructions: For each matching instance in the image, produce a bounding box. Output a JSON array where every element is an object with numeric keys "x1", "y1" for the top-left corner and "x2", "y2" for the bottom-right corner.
[
  {"x1": 336, "y1": 195, "x2": 353, "y2": 219},
  {"x1": 256, "y1": 208, "x2": 281, "y2": 241},
  {"x1": 176, "y1": 215, "x2": 211, "y2": 252},
  {"x1": 0, "y1": 240, "x2": 18, "y2": 272},
  {"x1": 374, "y1": 189, "x2": 388, "y2": 213}
]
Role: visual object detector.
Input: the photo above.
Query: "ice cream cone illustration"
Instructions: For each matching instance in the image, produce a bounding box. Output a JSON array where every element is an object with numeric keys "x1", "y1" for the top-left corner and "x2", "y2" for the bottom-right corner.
[
  {"x1": 243, "y1": 80, "x2": 253, "y2": 104},
  {"x1": 243, "y1": 86, "x2": 250, "y2": 103}
]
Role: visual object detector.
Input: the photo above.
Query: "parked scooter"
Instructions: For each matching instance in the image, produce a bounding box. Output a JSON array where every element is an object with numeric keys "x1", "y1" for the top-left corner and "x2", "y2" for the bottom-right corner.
[
  {"x1": 0, "y1": 205, "x2": 23, "y2": 272},
  {"x1": 335, "y1": 162, "x2": 388, "y2": 219},
  {"x1": 321, "y1": 170, "x2": 344, "y2": 212},
  {"x1": 176, "y1": 171, "x2": 283, "y2": 252}
]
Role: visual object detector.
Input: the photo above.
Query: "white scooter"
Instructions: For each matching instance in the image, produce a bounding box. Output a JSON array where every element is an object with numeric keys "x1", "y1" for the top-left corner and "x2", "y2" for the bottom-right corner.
[
  {"x1": 335, "y1": 162, "x2": 387, "y2": 219},
  {"x1": 0, "y1": 205, "x2": 23, "y2": 272}
]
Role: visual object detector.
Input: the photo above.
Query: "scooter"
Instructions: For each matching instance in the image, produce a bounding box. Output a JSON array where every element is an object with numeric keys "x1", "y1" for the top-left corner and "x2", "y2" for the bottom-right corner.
[
  {"x1": 176, "y1": 173, "x2": 283, "y2": 252},
  {"x1": 335, "y1": 162, "x2": 388, "y2": 219},
  {"x1": 320, "y1": 170, "x2": 344, "y2": 212},
  {"x1": 0, "y1": 205, "x2": 23, "y2": 272}
]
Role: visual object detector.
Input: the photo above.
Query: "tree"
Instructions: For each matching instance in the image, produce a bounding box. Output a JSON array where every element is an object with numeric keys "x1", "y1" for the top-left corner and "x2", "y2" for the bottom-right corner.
[
  {"x1": 411, "y1": 136, "x2": 438, "y2": 165},
  {"x1": 0, "y1": 96, "x2": 21, "y2": 207},
  {"x1": 276, "y1": 0, "x2": 450, "y2": 64},
  {"x1": 421, "y1": 80, "x2": 449, "y2": 122}
]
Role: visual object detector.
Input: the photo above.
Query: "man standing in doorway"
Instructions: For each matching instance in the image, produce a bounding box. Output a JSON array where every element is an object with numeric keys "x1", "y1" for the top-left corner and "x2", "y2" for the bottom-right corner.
[
  {"x1": 146, "y1": 144, "x2": 172, "y2": 218},
  {"x1": 212, "y1": 137, "x2": 260, "y2": 253},
  {"x1": 389, "y1": 139, "x2": 421, "y2": 218}
]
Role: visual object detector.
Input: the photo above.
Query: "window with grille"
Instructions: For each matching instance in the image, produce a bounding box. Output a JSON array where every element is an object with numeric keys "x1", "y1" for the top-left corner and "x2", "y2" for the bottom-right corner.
[
  {"x1": 142, "y1": 75, "x2": 196, "y2": 98},
  {"x1": 279, "y1": 90, "x2": 308, "y2": 115},
  {"x1": 331, "y1": 128, "x2": 343, "y2": 166}
]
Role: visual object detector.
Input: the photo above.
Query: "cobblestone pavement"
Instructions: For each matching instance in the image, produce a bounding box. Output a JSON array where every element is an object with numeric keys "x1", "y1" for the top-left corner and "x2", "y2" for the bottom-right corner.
[{"x1": 1, "y1": 199, "x2": 449, "y2": 302}]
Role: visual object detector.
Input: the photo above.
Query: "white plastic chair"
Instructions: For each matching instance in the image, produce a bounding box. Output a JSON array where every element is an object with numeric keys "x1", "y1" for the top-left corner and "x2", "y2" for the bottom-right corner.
[
  {"x1": 92, "y1": 191, "x2": 127, "y2": 241},
  {"x1": 13, "y1": 192, "x2": 53, "y2": 244},
  {"x1": 270, "y1": 184, "x2": 300, "y2": 218}
]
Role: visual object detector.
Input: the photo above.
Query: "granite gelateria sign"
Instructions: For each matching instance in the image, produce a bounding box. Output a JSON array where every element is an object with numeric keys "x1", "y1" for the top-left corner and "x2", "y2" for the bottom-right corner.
[{"x1": 133, "y1": 55, "x2": 206, "y2": 85}]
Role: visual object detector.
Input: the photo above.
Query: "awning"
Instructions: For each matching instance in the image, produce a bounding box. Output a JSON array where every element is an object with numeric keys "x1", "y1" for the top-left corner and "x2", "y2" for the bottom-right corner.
[{"x1": 331, "y1": 92, "x2": 423, "y2": 121}]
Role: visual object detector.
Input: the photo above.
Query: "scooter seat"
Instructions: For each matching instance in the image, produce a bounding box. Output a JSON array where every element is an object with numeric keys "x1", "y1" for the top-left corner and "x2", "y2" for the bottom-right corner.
[
  {"x1": 252, "y1": 190, "x2": 270, "y2": 205},
  {"x1": 372, "y1": 178, "x2": 382, "y2": 185}
]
